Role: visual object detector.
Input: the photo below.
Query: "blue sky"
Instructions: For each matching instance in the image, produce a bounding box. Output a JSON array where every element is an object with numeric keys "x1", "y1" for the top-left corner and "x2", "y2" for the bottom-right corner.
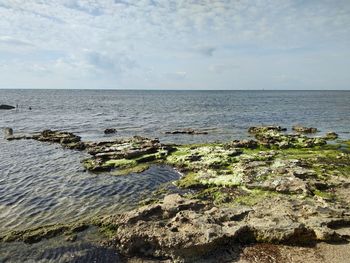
[{"x1": 0, "y1": 0, "x2": 350, "y2": 90}]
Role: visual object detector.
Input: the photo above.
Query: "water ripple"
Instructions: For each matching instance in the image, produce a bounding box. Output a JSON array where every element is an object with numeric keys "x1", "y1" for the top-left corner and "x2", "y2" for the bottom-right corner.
[{"x1": 0, "y1": 140, "x2": 179, "y2": 232}]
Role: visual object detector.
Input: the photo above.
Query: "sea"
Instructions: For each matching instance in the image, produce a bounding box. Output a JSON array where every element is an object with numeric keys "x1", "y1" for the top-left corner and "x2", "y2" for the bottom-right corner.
[{"x1": 0, "y1": 89, "x2": 349, "y2": 261}]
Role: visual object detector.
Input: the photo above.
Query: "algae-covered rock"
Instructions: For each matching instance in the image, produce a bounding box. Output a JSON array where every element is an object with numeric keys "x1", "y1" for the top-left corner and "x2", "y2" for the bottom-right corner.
[
  {"x1": 248, "y1": 125, "x2": 287, "y2": 134},
  {"x1": 2, "y1": 126, "x2": 350, "y2": 262},
  {"x1": 1, "y1": 222, "x2": 89, "y2": 244},
  {"x1": 253, "y1": 130, "x2": 326, "y2": 149},
  {"x1": 324, "y1": 131, "x2": 339, "y2": 140},
  {"x1": 226, "y1": 139, "x2": 258, "y2": 149},
  {"x1": 82, "y1": 136, "x2": 173, "y2": 172}
]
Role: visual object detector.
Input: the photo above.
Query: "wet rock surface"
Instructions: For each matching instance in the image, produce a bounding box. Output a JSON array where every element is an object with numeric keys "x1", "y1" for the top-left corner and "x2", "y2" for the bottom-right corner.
[
  {"x1": 5, "y1": 129, "x2": 86, "y2": 150},
  {"x1": 165, "y1": 128, "x2": 208, "y2": 135},
  {"x1": 252, "y1": 129, "x2": 326, "y2": 148},
  {"x1": 104, "y1": 128, "x2": 117, "y2": 134},
  {"x1": 2, "y1": 125, "x2": 350, "y2": 262},
  {"x1": 82, "y1": 136, "x2": 173, "y2": 172},
  {"x1": 248, "y1": 125, "x2": 287, "y2": 134},
  {"x1": 325, "y1": 131, "x2": 339, "y2": 140}
]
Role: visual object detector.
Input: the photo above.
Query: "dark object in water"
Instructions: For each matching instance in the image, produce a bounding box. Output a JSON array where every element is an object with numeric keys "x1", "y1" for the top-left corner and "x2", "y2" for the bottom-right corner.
[
  {"x1": 165, "y1": 128, "x2": 208, "y2": 135},
  {"x1": 104, "y1": 128, "x2": 117, "y2": 134},
  {"x1": 248, "y1": 126, "x2": 287, "y2": 134},
  {"x1": 0, "y1": 104, "x2": 15, "y2": 110}
]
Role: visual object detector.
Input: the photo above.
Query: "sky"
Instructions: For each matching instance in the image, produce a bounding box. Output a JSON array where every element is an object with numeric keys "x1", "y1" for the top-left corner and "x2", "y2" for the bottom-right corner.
[{"x1": 0, "y1": 0, "x2": 350, "y2": 90}]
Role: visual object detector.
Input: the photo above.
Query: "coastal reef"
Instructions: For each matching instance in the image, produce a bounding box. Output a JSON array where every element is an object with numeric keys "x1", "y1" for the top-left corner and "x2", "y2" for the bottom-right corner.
[{"x1": 3, "y1": 125, "x2": 350, "y2": 262}]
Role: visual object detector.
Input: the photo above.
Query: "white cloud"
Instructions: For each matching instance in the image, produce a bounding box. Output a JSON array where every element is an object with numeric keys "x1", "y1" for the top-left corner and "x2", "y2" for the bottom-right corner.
[
  {"x1": 0, "y1": 0, "x2": 350, "y2": 89},
  {"x1": 0, "y1": 36, "x2": 33, "y2": 47}
]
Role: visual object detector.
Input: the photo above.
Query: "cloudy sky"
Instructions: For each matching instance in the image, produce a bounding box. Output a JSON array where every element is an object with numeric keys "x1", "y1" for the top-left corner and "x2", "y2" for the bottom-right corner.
[{"x1": 0, "y1": 0, "x2": 350, "y2": 90}]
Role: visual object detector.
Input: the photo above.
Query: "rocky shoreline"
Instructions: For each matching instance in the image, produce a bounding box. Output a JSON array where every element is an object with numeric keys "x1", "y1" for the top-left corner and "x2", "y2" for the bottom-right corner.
[{"x1": 2, "y1": 126, "x2": 350, "y2": 262}]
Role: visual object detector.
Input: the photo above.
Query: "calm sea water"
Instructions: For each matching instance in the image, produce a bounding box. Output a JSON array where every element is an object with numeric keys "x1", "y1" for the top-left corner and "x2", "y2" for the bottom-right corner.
[{"x1": 0, "y1": 90, "x2": 349, "y2": 233}]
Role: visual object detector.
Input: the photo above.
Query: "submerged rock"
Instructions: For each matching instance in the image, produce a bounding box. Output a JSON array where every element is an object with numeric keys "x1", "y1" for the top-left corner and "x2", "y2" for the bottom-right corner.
[
  {"x1": 0, "y1": 104, "x2": 15, "y2": 110},
  {"x1": 292, "y1": 125, "x2": 318, "y2": 133},
  {"x1": 165, "y1": 128, "x2": 208, "y2": 135},
  {"x1": 104, "y1": 128, "x2": 117, "y2": 134},
  {"x1": 1, "y1": 222, "x2": 89, "y2": 244}
]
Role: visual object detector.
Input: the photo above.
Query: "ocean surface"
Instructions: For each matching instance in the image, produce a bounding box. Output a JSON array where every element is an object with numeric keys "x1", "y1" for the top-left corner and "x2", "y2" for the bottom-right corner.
[{"x1": 0, "y1": 90, "x2": 350, "y2": 234}]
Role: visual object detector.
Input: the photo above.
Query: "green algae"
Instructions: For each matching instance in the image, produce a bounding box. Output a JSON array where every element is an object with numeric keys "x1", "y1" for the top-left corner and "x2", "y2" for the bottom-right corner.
[
  {"x1": 167, "y1": 137, "x2": 349, "y2": 208},
  {"x1": 176, "y1": 172, "x2": 203, "y2": 188},
  {"x1": 3, "y1": 134, "x2": 350, "y2": 247},
  {"x1": 1, "y1": 222, "x2": 89, "y2": 244},
  {"x1": 313, "y1": 189, "x2": 336, "y2": 200},
  {"x1": 105, "y1": 158, "x2": 137, "y2": 168},
  {"x1": 233, "y1": 189, "x2": 279, "y2": 206},
  {"x1": 95, "y1": 222, "x2": 118, "y2": 238}
]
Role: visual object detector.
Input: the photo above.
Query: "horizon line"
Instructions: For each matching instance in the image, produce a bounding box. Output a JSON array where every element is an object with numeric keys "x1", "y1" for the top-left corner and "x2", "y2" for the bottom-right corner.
[{"x1": 0, "y1": 88, "x2": 350, "y2": 91}]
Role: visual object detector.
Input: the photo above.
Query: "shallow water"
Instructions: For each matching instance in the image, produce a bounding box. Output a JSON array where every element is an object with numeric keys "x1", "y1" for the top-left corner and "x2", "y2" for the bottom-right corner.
[
  {"x1": 0, "y1": 227, "x2": 121, "y2": 263},
  {"x1": 0, "y1": 139, "x2": 180, "y2": 233},
  {"x1": 0, "y1": 90, "x2": 349, "y2": 234}
]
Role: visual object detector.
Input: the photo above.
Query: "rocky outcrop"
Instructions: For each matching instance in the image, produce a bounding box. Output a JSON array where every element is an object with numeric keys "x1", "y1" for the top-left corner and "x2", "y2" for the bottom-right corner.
[
  {"x1": 292, "y1": 125, "x2": 318, "y2": 133},
  {"x1": 324, "y1": 132, "x2": 338, "y2": 140},
  {"x1": 165, "y1": 129, "x2": 208, "y2": 135},
  {"x1": 2, "y1": 125, "x2": 350, "y2": 262},
  {"x1": 36, "y1": 130, "x2": 86, "y2": 150},
  {"x1": 252, "y1": 129, "x2": 326, "y2": 148},
  {"x1": 97, "y1": 191, "x2": 350, "y2": 261},
  {"x1": 82, "y1": 136, "x2": 174, "y2": 172},
  {"x1": 97, "y1": 194, "x2": 253, "y2": 261},
  {"x1": 225, "y1": 139, "x2": 258, "y2": 149},
  {"x1": 5, "y1": 129, "x2": 86, "y2": 150},
  {"x1": 248, "y1": 126, "x2": 287, "y2": 134},
  {"x1": 0, "y1": 104, "x2": 15, "y2": 110}
]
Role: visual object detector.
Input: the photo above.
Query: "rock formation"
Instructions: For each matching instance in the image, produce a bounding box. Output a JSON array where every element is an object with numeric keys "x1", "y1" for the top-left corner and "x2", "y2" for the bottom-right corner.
[{"x1": 2, "y1": 125, "x2": 350, "y2": 262}]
